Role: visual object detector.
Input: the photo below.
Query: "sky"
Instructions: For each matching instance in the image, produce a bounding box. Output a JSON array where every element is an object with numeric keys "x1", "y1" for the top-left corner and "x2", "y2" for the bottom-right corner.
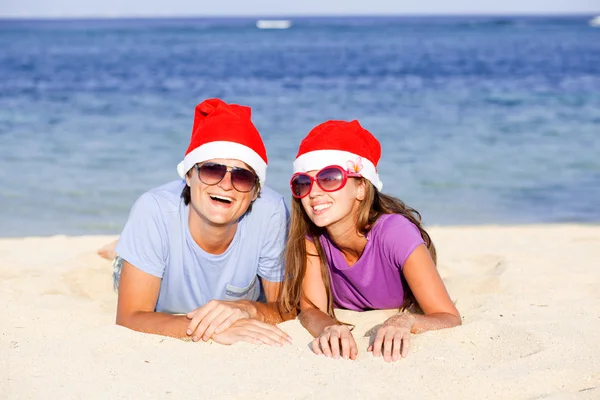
[{"x1": 1, "y1": 0, "x2": 599, "y2": 18}]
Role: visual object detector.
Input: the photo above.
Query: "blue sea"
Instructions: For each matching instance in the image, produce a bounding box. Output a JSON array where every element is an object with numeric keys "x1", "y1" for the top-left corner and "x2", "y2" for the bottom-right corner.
[{"x1": 1, "y1": 16, "x2": 599, "y2": 236}]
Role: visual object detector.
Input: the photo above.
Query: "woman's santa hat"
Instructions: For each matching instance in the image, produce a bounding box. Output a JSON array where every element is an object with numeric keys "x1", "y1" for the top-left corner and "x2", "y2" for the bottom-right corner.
[
  {"x1": 293, "y1": 120, "x2": 383, "y2": 191},
  {"x1": 177, "y1": 98, "x2": 268, "y2": 185}
]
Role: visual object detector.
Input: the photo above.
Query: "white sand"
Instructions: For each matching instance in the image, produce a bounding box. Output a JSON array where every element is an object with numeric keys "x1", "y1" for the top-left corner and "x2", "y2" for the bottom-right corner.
[{"x1": 1, "y1": 225, "x2": 600, "y2": 399}]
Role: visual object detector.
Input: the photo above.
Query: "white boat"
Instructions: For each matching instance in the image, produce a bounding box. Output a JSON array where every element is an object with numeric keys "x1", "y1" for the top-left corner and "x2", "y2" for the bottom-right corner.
[
  {"x1": 589, "y1": 16, "x2": 600, "y2": 27},
  {"x1": 256, "y1": 20, "x2": 292, "y2": 29}
]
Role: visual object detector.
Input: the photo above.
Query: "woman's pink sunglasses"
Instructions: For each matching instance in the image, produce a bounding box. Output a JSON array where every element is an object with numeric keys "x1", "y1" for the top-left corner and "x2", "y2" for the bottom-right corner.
[{"x1": 290, "y1": 165, "x2": 362, "y2": 199}]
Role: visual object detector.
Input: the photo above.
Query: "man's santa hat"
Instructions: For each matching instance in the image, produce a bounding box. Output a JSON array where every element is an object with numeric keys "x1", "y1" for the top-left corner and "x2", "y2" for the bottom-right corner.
[
  {"x1": 293, "y1": 120, "x2": 383, "y2": 191},
  {"x1": 177, "y1": 98, "x2": 268, "y2": 185}
]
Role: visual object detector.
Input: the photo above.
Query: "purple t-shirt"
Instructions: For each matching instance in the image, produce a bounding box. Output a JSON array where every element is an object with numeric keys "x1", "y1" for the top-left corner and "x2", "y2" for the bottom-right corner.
[{"x1": 318, "y1": 213, "x2": 425, "y2": 311}]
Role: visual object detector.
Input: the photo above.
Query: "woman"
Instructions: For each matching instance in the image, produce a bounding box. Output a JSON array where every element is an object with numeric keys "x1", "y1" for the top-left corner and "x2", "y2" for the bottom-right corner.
[{"x1": 280, "y1": 120, "x2": 461, "y2": 362}]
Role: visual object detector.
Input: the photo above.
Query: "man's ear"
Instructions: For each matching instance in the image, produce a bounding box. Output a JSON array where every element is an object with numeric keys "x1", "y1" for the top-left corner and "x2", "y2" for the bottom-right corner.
[
  {"x1": 356, "y1": 179, "x2": 366, "y2": 201},
  {"x1": 251, "y1": 187, "x2": 260, "y2": 202}
]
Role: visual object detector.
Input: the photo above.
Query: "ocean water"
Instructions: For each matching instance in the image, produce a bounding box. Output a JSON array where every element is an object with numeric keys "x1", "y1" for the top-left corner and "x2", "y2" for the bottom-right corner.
[{"x1": 1, "y1": 16, "x2": 599, "y2": 236}]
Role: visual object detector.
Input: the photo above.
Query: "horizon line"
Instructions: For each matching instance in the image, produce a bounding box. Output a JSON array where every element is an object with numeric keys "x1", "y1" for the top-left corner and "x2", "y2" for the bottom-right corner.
[{"x1": 1, "y1": 11, "x2": 599, "y2": 21}]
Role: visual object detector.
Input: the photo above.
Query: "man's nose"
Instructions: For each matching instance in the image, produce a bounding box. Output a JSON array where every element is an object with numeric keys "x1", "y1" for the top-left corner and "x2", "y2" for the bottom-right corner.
[{"x1": 218, "y1": 170, "x2": 234, "y2": 190}]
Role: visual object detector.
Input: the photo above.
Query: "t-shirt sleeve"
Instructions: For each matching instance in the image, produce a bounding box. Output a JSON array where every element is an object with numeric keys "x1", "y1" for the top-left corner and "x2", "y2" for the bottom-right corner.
[
  {"x1": 257, "y1": 197, "x2": 289, "y2": 282},
  {"x1": 380, "y1": 214, "x2": 426, "y2": 270},
  {"x1": 115, "y1": 192, "x2": 168, "y2": 278}
]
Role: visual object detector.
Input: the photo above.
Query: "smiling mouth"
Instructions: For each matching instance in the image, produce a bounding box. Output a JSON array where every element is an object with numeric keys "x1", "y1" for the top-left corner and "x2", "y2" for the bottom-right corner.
[
  {"x1": 312, "y1": 203, "x2": 332, "y2": 212},
  {"x1": 209, "y1": 194, "x2": 233, "y2": 204}
]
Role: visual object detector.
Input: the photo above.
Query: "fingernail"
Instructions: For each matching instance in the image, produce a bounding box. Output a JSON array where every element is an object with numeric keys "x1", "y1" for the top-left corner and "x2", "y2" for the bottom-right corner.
[
  {"x1": 192, "y1": 336, "x2": 198, "y2": 342},
  {"x1": 186, "y1": 329, "x2": 191, "y2": 335}
]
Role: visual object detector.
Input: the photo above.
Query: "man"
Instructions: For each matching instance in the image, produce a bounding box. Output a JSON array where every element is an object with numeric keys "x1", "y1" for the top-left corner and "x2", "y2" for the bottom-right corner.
[{"x1": 114, "y1": 98, "x2": 291, "y2": 346}]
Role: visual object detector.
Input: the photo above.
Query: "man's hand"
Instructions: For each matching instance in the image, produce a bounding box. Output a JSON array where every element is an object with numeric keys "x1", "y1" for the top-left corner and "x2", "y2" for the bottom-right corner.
[
  {"x1": 311, "y1": 324, "x2": 358, "y2": 360},
  {"x1": 186, "y1": 300, "x2": 252, "y2": 342},
  {"x1": 210, "y1": 319, "x2": 293, "y2": 346},
  {"x1": 368, "y1": 313, "x2": 415, "y2": 362}
]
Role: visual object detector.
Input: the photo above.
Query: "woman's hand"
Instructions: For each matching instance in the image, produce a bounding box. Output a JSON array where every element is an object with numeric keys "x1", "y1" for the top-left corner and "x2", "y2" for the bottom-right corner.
[
  {"x1": 368, "y1": 313, "x2": 415, "y2": 362},
  {"x1": 312, "y1": 324, "x2": 358, "y2": 360}
]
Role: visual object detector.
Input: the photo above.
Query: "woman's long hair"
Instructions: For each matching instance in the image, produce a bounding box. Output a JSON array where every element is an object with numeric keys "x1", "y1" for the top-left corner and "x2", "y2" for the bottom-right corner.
[{"x1": 279, "y1": 179, "x2": 436, "y2": 320}]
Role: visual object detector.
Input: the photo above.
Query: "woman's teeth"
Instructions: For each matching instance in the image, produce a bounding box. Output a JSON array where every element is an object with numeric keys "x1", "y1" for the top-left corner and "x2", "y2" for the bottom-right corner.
[{"x1": 313, "y1": 203, "x2": 331, "y2": 212}]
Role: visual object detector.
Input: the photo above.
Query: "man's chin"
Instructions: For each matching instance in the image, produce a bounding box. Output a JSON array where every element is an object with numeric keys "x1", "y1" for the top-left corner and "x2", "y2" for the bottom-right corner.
[{"x1": 205, "y1": 215, "x2": 236, "y2": 226}]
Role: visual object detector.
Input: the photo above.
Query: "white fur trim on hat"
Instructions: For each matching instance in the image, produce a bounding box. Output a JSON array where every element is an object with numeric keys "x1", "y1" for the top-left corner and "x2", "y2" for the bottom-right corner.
[
  {"x1": 293, "y1": 150, "x2": 383, "y2": 191},
  {"x1": 177, "y1": 141, "x2": 267, "y2": 185}
]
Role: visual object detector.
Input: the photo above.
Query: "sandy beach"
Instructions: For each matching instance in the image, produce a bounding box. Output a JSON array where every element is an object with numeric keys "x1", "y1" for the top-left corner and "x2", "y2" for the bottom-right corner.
[{"x1": 1, "y1": 225, "x2": 599, "y2": 399}]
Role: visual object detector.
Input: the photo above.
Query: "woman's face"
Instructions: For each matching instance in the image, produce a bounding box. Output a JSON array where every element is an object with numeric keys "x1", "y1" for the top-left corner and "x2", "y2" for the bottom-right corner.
[{"x1": 300, "y1": 169, "x2": 365, "y2": 229}]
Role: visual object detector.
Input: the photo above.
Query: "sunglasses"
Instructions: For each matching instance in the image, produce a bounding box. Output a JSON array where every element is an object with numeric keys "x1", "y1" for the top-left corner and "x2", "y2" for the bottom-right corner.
[
  {"x1": 194, "y1": 162, "x2": 258, "y2": 193},
  {"x1": 290, "y1": 165, "x2": 362, "y2": 199}
]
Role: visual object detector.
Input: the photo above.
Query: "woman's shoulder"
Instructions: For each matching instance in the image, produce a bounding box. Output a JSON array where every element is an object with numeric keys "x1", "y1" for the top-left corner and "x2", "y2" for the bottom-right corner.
[
  {"x1": 371, "y1": 213, "x2": 426, "y2": 265},
  {"x1": 373, "y1": 213, "x2": 419, "y2": 234}
]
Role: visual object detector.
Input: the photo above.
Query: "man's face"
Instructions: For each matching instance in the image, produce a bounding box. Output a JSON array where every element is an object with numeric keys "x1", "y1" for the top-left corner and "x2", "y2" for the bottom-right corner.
[{"x1": 186, "y1": 158, "x2": 259, "y2": 227}]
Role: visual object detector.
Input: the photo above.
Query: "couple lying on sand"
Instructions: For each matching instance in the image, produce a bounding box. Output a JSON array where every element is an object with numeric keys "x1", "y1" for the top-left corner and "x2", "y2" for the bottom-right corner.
[{"x1": 100, "y1": 98, "x2": 461, "y2": 362}]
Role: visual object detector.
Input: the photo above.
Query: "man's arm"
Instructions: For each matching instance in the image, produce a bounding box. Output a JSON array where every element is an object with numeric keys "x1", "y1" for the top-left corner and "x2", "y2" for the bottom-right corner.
[
  {"x1": 185, "y1": 278, "x2": 295, "y2": 341},
  {"x1": 240, "y1": 279, "x2": 295, "y2": 324},
  {"x1": 116, "y1": 260, "x2": 190, "y2": 338}
]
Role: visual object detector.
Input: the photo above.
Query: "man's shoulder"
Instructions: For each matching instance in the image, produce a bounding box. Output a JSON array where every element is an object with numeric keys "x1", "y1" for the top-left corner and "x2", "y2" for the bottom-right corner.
[{"x1": 252, "y1": 185, "x2": 286, "y2": 213}]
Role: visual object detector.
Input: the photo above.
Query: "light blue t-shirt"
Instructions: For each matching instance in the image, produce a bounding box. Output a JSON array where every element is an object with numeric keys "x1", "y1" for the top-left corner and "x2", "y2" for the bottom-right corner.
[{"x1": 115, "y1": 180, "x2": 288, "y2": 314}]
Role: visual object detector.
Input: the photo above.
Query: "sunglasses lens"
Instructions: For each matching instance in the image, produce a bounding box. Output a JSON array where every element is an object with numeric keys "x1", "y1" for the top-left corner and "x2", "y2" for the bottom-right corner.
[
  {"x1": 317, "y1": 167, "x2": 345, "y2": 191},
  {"x1": 291, "y1": 174, "x2": 312, "y2": 198},
  {"x1": 198, "y1": 163, "x2": 227, "y2": 184},
  {"x1": 230, "y1": 168, "x2": 257, "y2": 192}
]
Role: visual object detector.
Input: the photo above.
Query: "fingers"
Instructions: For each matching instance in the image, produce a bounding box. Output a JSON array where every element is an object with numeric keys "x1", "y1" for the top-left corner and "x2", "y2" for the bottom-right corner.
[
  {"x1": 313, "y1": 326, "x2": 357, "y2": 360},
  {"x1": 186, "y1": 302, "x2": 214, "y2": 338},
  {"x1": 311, "y1": 338, "x2": 323, "y2": 355},
  {"x1": 400, "y1": 331, "x2": 410, "y2": 358},
  {"x1": 319, "y1": 332, "x2": 333, "y2": 358},
  {"x1": 339, "y1": 329, "x2": 356, "y2": 360},
  {"x1": 370, "y1": 327, "x2": 411, "y2": 362},
  {"x1": 189, "y1": 307, "x2": 224, "y2": 342},
  {"x1": 391, "y1": 332, "x2": 402, "y2": 362},
  {"x1": 201, "y1": 309, "x2": 236, "y2": 341},
  {"x1": 213, "y1": 311, "x2": 242, "y2": 334},
  {"x1": 187, "y1": 301, "x2": 251, "y2": 342},
  {"x1": 235, "y1": 320, "x2": 292, "y2": 346},
  {"x1": 371, "y1": 328, "x2": 386, "y2": 358},
  {"x1": 350, "y1": 343, "x2": 358, "y2": 360},
  {"x1": 383, "y1": 332, "x2": 394, "y2": 362}
]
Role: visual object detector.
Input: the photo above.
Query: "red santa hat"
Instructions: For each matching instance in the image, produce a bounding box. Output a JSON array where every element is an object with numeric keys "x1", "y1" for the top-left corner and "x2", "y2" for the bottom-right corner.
[
  {"x1": 177, "y1": 98, "x2": 268, "y2": 185},
  {"x1": 293, "y1": 120, "x2": 383, "y2": 191}
]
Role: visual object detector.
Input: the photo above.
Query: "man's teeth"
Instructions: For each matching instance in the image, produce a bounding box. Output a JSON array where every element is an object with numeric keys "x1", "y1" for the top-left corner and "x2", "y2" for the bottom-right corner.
[
  {"x1": 313, "y1": 203, "x2": 331, "y2": 211},
  {"x1": 210, "y1": 195, "x2": 233, "y2": 203}
]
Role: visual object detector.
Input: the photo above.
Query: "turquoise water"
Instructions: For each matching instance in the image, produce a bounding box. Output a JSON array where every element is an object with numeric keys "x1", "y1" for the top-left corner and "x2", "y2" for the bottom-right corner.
[{"x1": 1, "y1": 16, "x2": 599, "y2": 236}]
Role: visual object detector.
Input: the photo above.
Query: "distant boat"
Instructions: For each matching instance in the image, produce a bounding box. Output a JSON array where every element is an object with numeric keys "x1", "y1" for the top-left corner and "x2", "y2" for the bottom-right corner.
[
  {"x1": 589, "y1": 16, "x2": 600, "y2": 27},
  {"x1": 256, "y1": 20, "x2": 292, "y2": 30}
]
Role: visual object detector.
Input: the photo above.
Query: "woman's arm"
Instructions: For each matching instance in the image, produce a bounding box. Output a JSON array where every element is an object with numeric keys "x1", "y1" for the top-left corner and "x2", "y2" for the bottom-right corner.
[
  {"x1": 298, "y1": 239, "x2": 337, "y2": 336},
  {"x1": 370, "y1": 244, "x2": 461, "y2": 361},
  {"x1": 401, "y1": 244, "x2": 461, "y2": 332},
  {"x1": 298, "y1": 239, "x2": 358, "y2": 360}
]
